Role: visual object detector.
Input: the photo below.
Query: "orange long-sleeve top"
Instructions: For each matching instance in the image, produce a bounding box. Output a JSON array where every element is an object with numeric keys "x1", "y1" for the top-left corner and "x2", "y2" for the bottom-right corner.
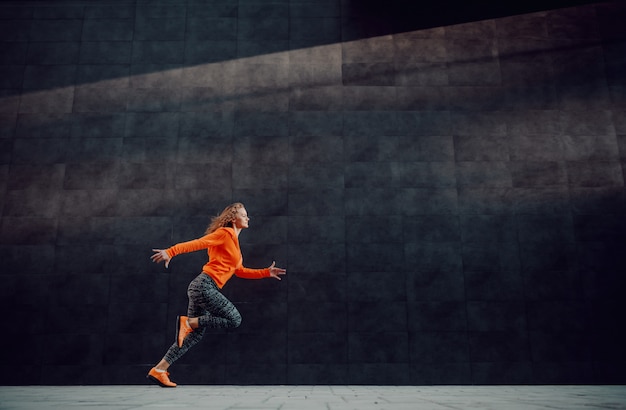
[{"x1": 165, "y1": 227, "x2": 270, "y2": 289}]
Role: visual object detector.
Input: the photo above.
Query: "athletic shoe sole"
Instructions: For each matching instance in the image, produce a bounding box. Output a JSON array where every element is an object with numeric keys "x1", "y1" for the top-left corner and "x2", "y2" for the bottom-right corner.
[{"x1": 146, "y1": 373, "x2": 176, "y2": 388}]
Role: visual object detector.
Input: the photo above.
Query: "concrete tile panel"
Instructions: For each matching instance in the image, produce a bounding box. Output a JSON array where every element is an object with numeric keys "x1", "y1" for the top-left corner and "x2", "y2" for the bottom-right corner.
[
  {"x1": 409, "y1": 332, "x2": 469, "y2": 363},
  {"x1": 76, "y1": 64, "x2": 130, "y2": 88},
  {"x1": 496, "y1": 12, "x2": 549, "y2": 38},
  {"x1": 234, "y1": 111, "x2": 289, "y2": 137},
  {"x1": 288, "y1": 188, "x2": 344, "y2": 215},
  {"x1": 84, "y1": 4, "x2": 135, "y2": 19},
  {"x1": 510, "y1": 161, "x2": 568, "y2": 187},
  {"x1": 130, "y1": 64, "x2": 184, "y2": 88},
  {"x1": 404, "y1": 242, "x2": 463, "y2": 274},
  {"x1": 345, "y1": 216, "x2": 403, "y2": 244},
  {"x1": 511, "y1": 187, "x2": 570, "y2": 215},
  {"x1": 573, "y1": 213, "x2": 626, "y2": 242},
  {"x1": 290, "y1": 85, "x2": 343, "y2": 111},
  {"x1": 134, "y1": 17, "x2": 185, "y2": 41},
  {"x1": 505, "y1": 109, "x2": 561, "y2": 136},
  {"x1": 183, "y1": 40, "x2": 237, "y2": 64},
  {"x1": 26, "y1": 41, "x2": 80, "y2": 65},
  {"x1": 469, "y1": 331, "x2": 530, "y2": 362},
  {"x1": 19, "y1": 88, "x2": 75, "y2": 113},
  {"x1": 6, "y1": 163, "x2": 65, "y2": 190},
  {"x1": 395, "y1": 62, "x2": 449, "y2": 86},
  {"x1": 288, "y1": 302, "x2": 346, "y2": 333},
  {"x1": 42, "y1": 334, "x2": 104, "y2": 365},
  {"x1": 288, "y1": 333, "x2": 347, "y2": 364},
  {"x1": 15, "y1": 114, "x2": 73, "y2": 140},
  {"x1": 288, "y1": 111, "x2": 343, "y2": 136},
  {"x1": 462, "y1": 241, "x2": 521, "y2": 273},
  {"x1": 403, "y1": 215, "x2": 461, "y2": 243},
  {"x1": 288, "y1": 366, "x2": 346, "y2": 390},
  {"x1": 410, "y1": 362, "x2": 472, "y2": 385},
  {"x1": 342, "y1": 63, "x2": 395, "y2": 86},
  {"x1": 0, "y1": 20, "x2": 31, "y2": 42},
  {"x1": 287, "y1": 243, "x2": 345, "y2": 273},
  {"x1": 82, "y1": 19, "x2": 134, "y2": 41},
  {"x1": 0, "y1": 43, "x2": 27, "y2": 65},
  {"x1": 0, "y1": 91, "x2": 19, "y2": 114},
  {"x1": 396, "y1": 86, "x2": 448, "y2": 110},
  {"x1": 63, "y1": 162, "x2": 120, "y2": 190},
  {"x1": 289, "y1": 164, "x2": 344, "y2": 189},
  {"x1": 237, "y1": 39, "x2": 290, "y2": 61},
  {"x1": 73, "y1": 86, "x2": 128, "y2": 112},
  {"x1": 127, "y1": 88, "x2": 182, "y2": 112},
  {"x1": 131, "y1": 41, "x2": 185, "y2": 64},
  {"x1": 563, "y1": 134, "x2": 620, "y2": 161},
  {"x1": 465, "y1": 270, "x2": 525, "y2": 301},
  {"x1": 291, "y1": 62, "x2": 344, "y2": 89},
  {"x1": 407, "y1": 301, "x2": 467, "y2": 331},
  {"x1": 124, "y1": 112, "x2": 180, "y2": 137},
  {"x1": 287, "y1": 272, "x2": 347, "y2": 302},
  {"x1": 29, "y1": 19, "x2": 82, "y2": 42},
  {"x1": 455, "y1": 161, "x2": 513, "y2": 187},
  {"x1": 343, "y1": 111, "x2": 398, "y2": 136},
  {"x1": 457, "y1": 186, "x2": 515, "y2": 214},
  {"x1": 223, "y1": 363, "x2": 287, "y2": 385},
  {"x1": 519, "y1": 240, "x2": 577, "y2": 271},
  {"x1": 347, "y1": 332, "x2": 409, "y2": 362},
  {"x1": 226, "y1": 331, "x2": 287, "y2": 364},
  {"x1": 347, "y1": 271, "x2": 406, "y2": 302},
  {"x1": 560, "y1": 109, "x2": 614, "y2": 136},
  {"x1": 22, "y1": 65, "x2": 77, "y2": 89},
  {"x1": 507, "y1": 134, "x2": 564, "y2": 161},
  {"x1": 79, "y1": 42, "x2": 132, "y2": 64},
  {"x1": 471, "y1": 361, "x2": 533, "y2": 384},
  {"x1": 290, "y1": 18, "x2": 341, "y2": 42},
  {"x1": 289, "y1": 0, "x2": 341, "y2": 18},
  {"x1": 467, "y1": 301, "x2": 527, "y2": 332},
  {"x1": 396, "y1": 111, "x2": 451, "y2": 136},
  {"x1": 347, "y1": 363, "x2": 410, "y2": 385},
  {"x1": 238, "y1": 18, "x2": 289, "y2": 40},
  {"x1": 346, "y1": 242, "x2": 404, "y2": 273},
  {"x1": 0, "y1": 244, "x2": 55, "y2": 275},
  {"x1": 186, "y1": 17, "x2": 237, "y2": 41},
  {"x1": 566, "y1": 160, "x2": 624, "y2": 187},
  {"x1": 557, "y1": 84, "x2": 612, "y2": 110},
  {"x1": 12, "y1": 138, "x2": 69, "y2": 164},
  {"x1": 342, "y1": 35, "x2": 394, "y2": 63},
  {"x1": 107, "y1": 302, "x2": 168, "y2": 333},
  {"x1": 454, "y1": 136, "x2": 510, "y2": 161}
]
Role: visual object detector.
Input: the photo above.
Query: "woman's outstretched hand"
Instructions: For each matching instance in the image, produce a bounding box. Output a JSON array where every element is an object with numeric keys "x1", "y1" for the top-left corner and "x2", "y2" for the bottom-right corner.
[
  {"x1": 151, "y1": 249, "x2": 171, "y2": 268},
  {"x1": 268, "y1": 261, "x2": 286, "y2": 280}
]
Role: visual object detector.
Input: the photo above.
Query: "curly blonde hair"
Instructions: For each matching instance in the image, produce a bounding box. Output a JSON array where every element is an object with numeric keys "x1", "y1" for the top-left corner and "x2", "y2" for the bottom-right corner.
[{"x1": 205, "y1": 202, "x2": 244, "y2": 234}]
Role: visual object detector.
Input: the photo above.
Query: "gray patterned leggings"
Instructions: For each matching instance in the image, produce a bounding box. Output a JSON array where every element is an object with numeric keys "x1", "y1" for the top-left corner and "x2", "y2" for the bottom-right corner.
[{"x1": 163, "y1": 273, "x2": 242, "y2": 364}]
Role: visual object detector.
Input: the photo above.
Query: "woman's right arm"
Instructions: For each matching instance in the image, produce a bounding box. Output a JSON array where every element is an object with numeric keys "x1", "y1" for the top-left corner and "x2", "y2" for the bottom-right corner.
[{"x1": 151, "y1": 229, "x2": 228, "y2": 268}]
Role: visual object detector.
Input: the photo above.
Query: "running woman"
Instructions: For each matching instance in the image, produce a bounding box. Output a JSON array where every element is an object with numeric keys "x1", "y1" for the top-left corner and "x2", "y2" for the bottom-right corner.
[{"x1": 147, "y1": 202, "x2": 286, "y2": 387}]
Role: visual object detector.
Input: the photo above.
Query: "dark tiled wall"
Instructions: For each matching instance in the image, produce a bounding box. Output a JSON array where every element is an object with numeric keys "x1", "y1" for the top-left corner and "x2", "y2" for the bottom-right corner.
[{"x1": 0, "y1": 0, "x2": 625, "y2": 385}]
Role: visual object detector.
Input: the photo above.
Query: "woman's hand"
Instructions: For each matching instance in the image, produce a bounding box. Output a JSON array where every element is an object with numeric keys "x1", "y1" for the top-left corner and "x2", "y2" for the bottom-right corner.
[
  {"x1": 268, "y1": 261, "x2": 286, "y2": 280},
  {"x1": 151, "y1": 249, "x2": 171, "y2": 268}
]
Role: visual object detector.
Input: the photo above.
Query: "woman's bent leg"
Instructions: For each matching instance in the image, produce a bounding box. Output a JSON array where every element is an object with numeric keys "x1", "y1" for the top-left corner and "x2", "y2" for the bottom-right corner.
[{"x1": 161, "y1": 273, "x2": 240, "y2": 365}]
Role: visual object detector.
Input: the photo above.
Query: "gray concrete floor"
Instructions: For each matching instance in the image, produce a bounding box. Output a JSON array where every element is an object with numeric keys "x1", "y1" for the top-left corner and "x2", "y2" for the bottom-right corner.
[{"x1": 0, "y1": 385, "x2": 625, "y2": 410}]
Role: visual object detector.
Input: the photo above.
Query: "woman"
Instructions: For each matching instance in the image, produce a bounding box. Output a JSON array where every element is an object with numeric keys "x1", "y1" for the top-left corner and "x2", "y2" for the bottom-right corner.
[{"x1": 147, "y1": 203, "x2": 286, "y2": 387}]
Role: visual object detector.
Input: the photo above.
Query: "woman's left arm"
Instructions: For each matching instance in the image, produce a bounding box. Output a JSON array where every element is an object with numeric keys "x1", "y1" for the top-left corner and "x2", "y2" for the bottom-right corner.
[{"x1": 235, "y1": 261, "x2": 286, "y2": 280}]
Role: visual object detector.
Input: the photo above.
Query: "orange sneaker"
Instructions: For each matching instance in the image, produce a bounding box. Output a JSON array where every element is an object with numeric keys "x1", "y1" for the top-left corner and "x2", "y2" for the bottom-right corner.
[
  {"x1": 176, "y1": 315, "x2": 193, "y2": 348},
  {"x1": 147, "y1": 367, "x2": 177, "y2": 388}
]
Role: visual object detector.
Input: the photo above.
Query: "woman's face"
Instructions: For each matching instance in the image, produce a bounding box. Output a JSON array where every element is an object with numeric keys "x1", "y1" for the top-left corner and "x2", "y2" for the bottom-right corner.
[{"x1": 232, "y1": 206, "x2": 249, "y2": 230}]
